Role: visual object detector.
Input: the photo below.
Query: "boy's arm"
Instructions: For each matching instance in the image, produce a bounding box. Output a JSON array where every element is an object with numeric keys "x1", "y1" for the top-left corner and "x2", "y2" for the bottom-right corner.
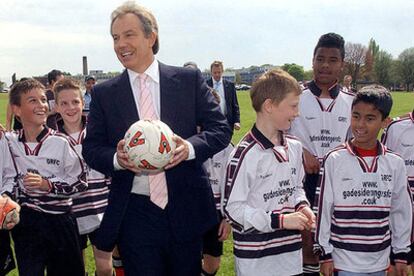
[
  {"x1": 390, "y1": 162, "x2": 412, "y2": 265},
  {"x1": 314, "y1": 156, "x2": 335, "y2": 262},
  {"x1": 224, "y1": 153, "x2": 308, "y2": 233},
  {"x1": 0, "y1": 136, "x2": 16, "y2": 198},
  {"x1": 47, "y1": 143, "x2": 88, "y2": 196}
]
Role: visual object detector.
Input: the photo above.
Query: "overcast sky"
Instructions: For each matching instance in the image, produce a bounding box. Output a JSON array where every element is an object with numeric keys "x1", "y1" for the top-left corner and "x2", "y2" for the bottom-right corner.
[{"x1": 1, "y1": 0, "x2": 413, "y2": 85}]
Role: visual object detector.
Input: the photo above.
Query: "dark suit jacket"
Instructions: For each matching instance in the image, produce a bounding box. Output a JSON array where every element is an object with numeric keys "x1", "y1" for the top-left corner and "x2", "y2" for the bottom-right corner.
[
  {"x1": 206, "y1": 78, "x2": 240, "y2": 129},
  {"x1": 82, "y1": 63, "x2": 232, "y2": 251}
]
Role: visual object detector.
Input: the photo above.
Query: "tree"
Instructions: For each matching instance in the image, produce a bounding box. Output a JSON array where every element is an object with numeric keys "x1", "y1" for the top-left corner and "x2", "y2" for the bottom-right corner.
[
  {"x1": 281, "y1": 63, "x2": 305, "y2": 81},
  {"x1": 374, "y1": 50, "x2": 393, "y2": 86},
  {"x1": 397, "y1": 47, "x2": 414, "y2": 91},
  {"x1": 344, "y1": 42, "x2": 367, "y2": 82},
  {"x1": 304, "y1": 70, "x2": 313, "y2": 81}
]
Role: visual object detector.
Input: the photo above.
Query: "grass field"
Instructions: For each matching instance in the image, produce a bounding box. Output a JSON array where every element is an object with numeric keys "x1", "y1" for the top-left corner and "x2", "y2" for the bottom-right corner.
[{"x1": 1, "y1": 90, "x2": 413, "y2": 275}]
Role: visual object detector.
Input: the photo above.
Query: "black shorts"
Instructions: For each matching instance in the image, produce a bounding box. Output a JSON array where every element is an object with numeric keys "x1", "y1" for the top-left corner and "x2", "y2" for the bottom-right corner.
[
  {"x1": 202, "y1": 211, "x2": 223, "y2": 257},
  {"x1": 304, "y1": 173, "x2": 320, "y2": 208},
  {"x1": 78, "y1": 229, "x2": 99, "y2": 250},
  {"x1": 0, "y1": 230, "x2": 15, "y2": 276}
]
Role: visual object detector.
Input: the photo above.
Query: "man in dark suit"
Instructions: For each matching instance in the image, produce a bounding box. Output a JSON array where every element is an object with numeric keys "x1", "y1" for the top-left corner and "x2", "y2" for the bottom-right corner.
[
  {"x1": 82, "y1": 2, "x2": 231, "y2": 275},
  {"x1": 206, "y1": 61, "x2": 241, "y2": 132}
]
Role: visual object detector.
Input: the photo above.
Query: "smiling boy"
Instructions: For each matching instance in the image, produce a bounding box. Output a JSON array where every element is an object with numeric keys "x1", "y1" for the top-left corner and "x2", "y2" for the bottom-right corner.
[{"x1": 314, "y1": 85, "x2": 412, "y2": 276}]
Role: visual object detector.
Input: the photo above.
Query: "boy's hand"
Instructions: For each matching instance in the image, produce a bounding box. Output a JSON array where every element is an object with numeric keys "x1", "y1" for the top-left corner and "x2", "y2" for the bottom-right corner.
[
  {"x1": 164, "y1": 135, "x2": 189, "y2": 170},
  {"x1": 320, "y1": 261, "x2": 334, "y2": 276},
  {"x1": 282, "y1": 212, "x2": 309, "y2": 230},
  {"x1": 303, "y1": 148, "x2": 320, "y2": 174},
  {"x1": 299, "y1": 206, "x2": 316, "y2": 229},
  {"x1": 395, "y1": 262, "x2": 408, "y2": 276},
  {"x1": 116, "y1": 139, "x2": 142, "y2": 174},
  {"x1": 23, "y1": 172, "x2": 50, "y2": 191},
  {"x1": 217, "y1": 219, "x2": 231, "y2": 241}
]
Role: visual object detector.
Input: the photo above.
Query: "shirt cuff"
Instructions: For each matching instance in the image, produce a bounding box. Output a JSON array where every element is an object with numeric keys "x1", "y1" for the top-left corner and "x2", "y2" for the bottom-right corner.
[
  {"x1": 186, "y1": 140, "x2": 195, "y2": 160},
  {"x1": 113, "y1": 153, "x2": 125, "y2": 170}
]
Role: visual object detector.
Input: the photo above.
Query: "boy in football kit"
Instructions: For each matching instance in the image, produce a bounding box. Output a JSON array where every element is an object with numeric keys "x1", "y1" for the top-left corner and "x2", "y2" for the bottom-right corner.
[
  {"x1": 314, "y1": 86, "x2": 412, "y2": 276},
  {"x1": 382, "y1": 108, "x2": 414, "y2": 273},
  {"x1": 289, "y1": 32, "x2": 354, "y2": 274},
  {"x1": 53, "y1": 78, "x2": 113, "y2": 276},
  {"x1": 5, "y1": 79, "x2": 88, "y2": 276},
  {"x1": 224, "y1": 69, "x2": 315, "y2": 276},
  {"x1": 0, "y1": 131, "x2": 20, "y2": 275}
]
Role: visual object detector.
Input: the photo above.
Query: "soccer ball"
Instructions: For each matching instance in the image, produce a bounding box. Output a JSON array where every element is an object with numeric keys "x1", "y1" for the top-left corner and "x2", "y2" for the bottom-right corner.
[{"x1": 124, "y1": 119, "x2": 176, "y2": 172}]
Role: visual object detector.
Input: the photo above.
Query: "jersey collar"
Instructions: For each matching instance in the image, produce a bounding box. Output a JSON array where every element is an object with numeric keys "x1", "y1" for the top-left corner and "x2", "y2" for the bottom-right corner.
[
  {"x1": 308, "y1": 80, "x2": 340, "y2": 98},
  {"x1": 19, "y1": 126, "x2": 51, "y2": 143},
  {"x1": 251, "y1": 124, "x2": 286, "y2": 150}
]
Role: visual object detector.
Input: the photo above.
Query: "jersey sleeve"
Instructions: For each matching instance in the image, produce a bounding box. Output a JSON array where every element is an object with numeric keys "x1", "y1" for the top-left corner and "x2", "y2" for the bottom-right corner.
[
  {"x1": 0, "y1": 135, "x2": 16, "y2": 196},
  {"x1": 224, "y1": 151, "x2": 279, "y2": 233},
  {"x1": 389, "y1": 160, "x2": 412, "y2": 263},
  {"x1": 314, "y1": 155, "x2": 335, "y2": 261},
  {"x1": 48, "y1": 142, "x2": 88, "y2": 196},
  {"x1": 381, "y1": 123, "x2": 398, "y2": 151},
  {"x1": 293, "y1": 145, "x2": 309, "y2": 208}
]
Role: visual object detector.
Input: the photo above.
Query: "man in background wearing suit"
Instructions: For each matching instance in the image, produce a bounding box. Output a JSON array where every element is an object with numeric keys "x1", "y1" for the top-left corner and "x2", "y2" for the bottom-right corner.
[
  {"x1": 82, "y1": 2, "x2": 231, "y2": 275},
  {"x1": 207, "y1": 61, "x2": 241, "y2": 132}
]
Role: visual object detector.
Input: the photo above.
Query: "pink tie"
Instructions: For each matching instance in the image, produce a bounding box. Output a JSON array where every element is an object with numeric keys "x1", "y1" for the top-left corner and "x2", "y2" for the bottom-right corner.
[{"x1": 138, "y1": 74, "x2": 168, "y2": 209}]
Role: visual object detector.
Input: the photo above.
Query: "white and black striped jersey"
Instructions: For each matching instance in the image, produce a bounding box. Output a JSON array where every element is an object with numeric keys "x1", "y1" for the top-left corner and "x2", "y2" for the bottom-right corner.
[
  {"x1": 4, "y1": 127, "x2": 87, "y2": 214},
  {"x1": 57, "y1": 119, "x2": 110, "y2": 235},
  {"x1": 382, "y1": 112, "x2": 414, "y2": 198},
  {"x1": 203, "y1": 144, "x2": 233, "y2": 214},
  {"x1": 290, "y1": 81, "x2": 354, "y2": 161},
  {"x1": 0, "y1": 132, "x2": 16, "y2": 196},
  {"x1": 314, "y1": 141, "x2": 412, "y2": 273},
  {"x1": 224, "y1": 125, "x2": 309, "y2": 276}
]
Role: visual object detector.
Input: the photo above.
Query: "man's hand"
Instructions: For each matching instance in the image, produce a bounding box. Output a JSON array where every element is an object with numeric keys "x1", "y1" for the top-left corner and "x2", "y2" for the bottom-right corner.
[
  {"x1": 320, "y1": 261, "x2": 334, "y2": 276},
  {"x1": 234, "y1": 123, "x2": 241, "y2": 131},
  {"x1": 1, "y1": 195, "x2": 21, "y2": 230},
  {"x1": 164, "y1": 135, "x2": 189, "y2": 170},
  {"x1": 217, "y1": 219, "x2": 231, "y2": 241},
  {"x1": 23, "y1": 172, "x2": 50, "y2": 191},
  {"x1": 116, "y1": 139, "x2": 142, "y2": 174},
  {"x1": 282, "y1": 212, "x2": 309, "y2": 231},
  {"x1": 395, "y1": 262, "x2": 408, "y2": 276},
  {"x1": 299, "y1": 206, "x2": 316, "y2": 229},
  {"x1": 303, "y1": 148, "x2": 320, "y2": 174}
]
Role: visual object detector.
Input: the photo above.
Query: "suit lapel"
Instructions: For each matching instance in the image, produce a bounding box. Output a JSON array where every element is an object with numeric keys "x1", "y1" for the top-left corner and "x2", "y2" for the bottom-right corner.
[
  {"x1": 159, "y1": 63, "x2": 179, "y2": 125},
  {"x1": 114, "y1": 70, "x2": 139, "y2": 128}
]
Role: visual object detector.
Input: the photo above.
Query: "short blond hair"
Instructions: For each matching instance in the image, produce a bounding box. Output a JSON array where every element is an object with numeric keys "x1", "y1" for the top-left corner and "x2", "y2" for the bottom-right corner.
[
  {"x1": 111, "y1": 1, "x2": 159, "y2": 54},
  {"x1": 250, "y1": 69, "x2": 301, "y2": 112}
]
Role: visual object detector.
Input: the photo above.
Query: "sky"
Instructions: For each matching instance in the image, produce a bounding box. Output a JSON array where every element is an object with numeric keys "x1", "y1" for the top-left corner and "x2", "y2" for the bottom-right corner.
[{"x1": 1, "y1": 0, "x2": 414, "y2": 86}]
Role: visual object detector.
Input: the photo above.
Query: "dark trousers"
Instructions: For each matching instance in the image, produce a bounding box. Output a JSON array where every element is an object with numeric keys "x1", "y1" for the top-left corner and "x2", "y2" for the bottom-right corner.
[
  {"x1": 118, "y1": 194, "x2": 202, "y2": 276},
  {"x1": 0, "y1": 230, "x2": 15, "y2": 276},
  {"x1": 304, "y1": 173, "x2": 320, "y2": 208},
  {"x1": 11, "y1": 207, "x2": 84, "y2": 276}
]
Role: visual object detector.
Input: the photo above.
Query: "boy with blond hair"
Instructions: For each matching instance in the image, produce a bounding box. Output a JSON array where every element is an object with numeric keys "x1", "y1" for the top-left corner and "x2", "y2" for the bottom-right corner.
[
  {"x1": 53, "y1": 78, "x2": 113, "y2": 276},
  {"x1": 224, "y1": 69, "x2": 315, "y2": 275}
]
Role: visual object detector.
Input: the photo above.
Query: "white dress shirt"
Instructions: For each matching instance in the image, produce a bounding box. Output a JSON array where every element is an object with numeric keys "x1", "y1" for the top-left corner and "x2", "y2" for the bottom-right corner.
[
  {"x1": 113, "y1": 59, "x2": 195, "y2": 195},
  {"x1": 212, "y1": 78, "x2": 227, "y2": 115}
]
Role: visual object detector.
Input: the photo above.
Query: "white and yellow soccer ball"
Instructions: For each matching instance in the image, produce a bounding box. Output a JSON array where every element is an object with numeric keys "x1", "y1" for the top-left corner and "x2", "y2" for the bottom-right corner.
[{"x1": 124, "y1": 120, "x2": 176, "y2": 172}]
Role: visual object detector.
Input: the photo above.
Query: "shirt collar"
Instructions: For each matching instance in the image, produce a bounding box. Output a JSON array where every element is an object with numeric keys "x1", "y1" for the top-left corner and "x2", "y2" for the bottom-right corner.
[
  {"x1": 213, "y1": 78, "x2": 223, "y2": 85},
  {"x1": 19, "y1": 126, "x2": 50, "y2": 143},
  {"x1": 308, "y1": 80, "x2": 340, "y2": 98},
  {"x1": 127, "y1": 59, "x2": 160, "y2": 84},
  {"x1": 251, "y1": 124, "x2": 286, "y2": 150}
]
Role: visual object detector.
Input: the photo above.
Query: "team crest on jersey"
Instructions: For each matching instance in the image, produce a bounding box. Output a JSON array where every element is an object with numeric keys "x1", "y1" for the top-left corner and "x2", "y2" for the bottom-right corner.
[
  {"x1": 47, "y1": 158, "x2": 60, "y2": 166},
  {"x1": 381, "y1": 174, "x2": 392, "y2": 182},
  {"x1": 338, "y1": 116, "x2": 347, "y2": 122}
]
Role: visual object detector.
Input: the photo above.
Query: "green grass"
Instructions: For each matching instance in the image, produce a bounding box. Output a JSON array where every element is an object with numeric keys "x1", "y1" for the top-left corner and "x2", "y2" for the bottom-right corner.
[{"x1": 1, "y1": 90, "x2": 413, "y2": 275}]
